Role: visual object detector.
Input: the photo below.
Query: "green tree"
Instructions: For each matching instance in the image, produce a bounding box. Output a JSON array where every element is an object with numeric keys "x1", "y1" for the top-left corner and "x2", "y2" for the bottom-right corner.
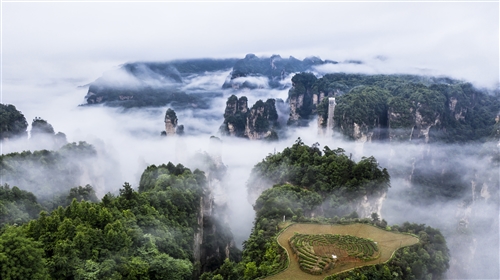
[
  {"x1": 0, "y1": 226, "x2": 50, "y2": 280},
  {"x1": 0, "y1": 104, "x2": 28, "y2": 140},
  {"x1": 244, "y1": 261, "x2": 258, "y2": 280}
]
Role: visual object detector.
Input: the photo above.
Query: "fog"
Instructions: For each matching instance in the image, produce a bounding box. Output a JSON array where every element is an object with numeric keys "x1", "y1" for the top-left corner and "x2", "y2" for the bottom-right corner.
[
  {"x1": 2, "y1": 1, "x2": 499, "y2": 279},
  {"x1": 1, "y1": 64, "x2": 499, "y2": 277}
]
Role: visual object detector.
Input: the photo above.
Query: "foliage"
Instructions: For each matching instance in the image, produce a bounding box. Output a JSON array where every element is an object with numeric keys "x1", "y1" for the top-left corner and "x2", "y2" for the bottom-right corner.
[
  {"x1": 223, "y1": 54, "x2": 328, "y2": 89},
  {"x1": 44, "y1": 184, "x2": 100, "y2": 211},
  {"x1": 221, "y1": 95, "x2": 248, "y2": 137},
  {"x1": 0, "y1": 104, "x2": 28, "y2": 140},
  {"x1": 237, "y1": 140, "x2": 392, "y2": 278},
  {"x1": 0, "y1": 142, "x2": 97, "y2": 201},
  {"x1": 251, "y1": 99, "x2": 279, "y2": 134},
  {"x1": 288, "y1": 72, "x2": 499, "y2": 142},
  {"x1": 0, "y1": 162, "x2": 216, "y2": 279},
  {"x1": 287, "y1": 73, "x2": 318, "y2": 125},
  {"x1": 165, "y1": 108, "x2": 178, "y2": 124},
  {"x1": 289, "y1": 233, "x2": 379, "y2": 274},
  {"x1": 86, "y1": 85, "x2": 203, "y2": 109},
  {"x1": 31, "y1": 117, "x2": 55, "y2": 136},
  {"x1": 314, "y1": 73, "x2": 500, "y2": 143},
  {"x1": 221, "y1": 95, "x2": 280, "y2": 139},
  {"x1": 0, "y1": 157, "x2": 241, "y2": 278},
  {"x1": 326, "y1": 223, "x2": 449, "y2": 280},
  {"x1": 86, "y1": 59, "x2": 238, "y2": 108},
  {"x1": 248, "y1": 138, "x2": 390, "y2": 202},
  {"x1": 254, "y1": 184, "x2": 322, "y2": 220},
  {"x1": 333, "y1": 86, "x2": 390, "y2": 138},
  {"x1": 239, "y1": 140, "x2": 448, "y2": 279},
  {"x1": 0, "y1": 184, "x2": 43, "y2": 227},
  {"x1": 290, "y1": 72, "x2": 318, "y2": 98},
  {"x1": 0, "y1": 225, "x2": 50, "y2": 279}
]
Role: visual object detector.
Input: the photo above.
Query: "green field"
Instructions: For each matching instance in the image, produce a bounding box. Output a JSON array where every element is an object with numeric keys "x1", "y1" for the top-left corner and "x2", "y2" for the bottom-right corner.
[{"x1": 266, "y1": 223, "x2": 419, "y2": 280}]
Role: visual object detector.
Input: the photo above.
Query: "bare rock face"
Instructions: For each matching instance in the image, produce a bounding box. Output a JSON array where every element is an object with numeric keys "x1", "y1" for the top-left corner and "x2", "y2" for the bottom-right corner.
[
  {"x1": 220, "y1": 95, "x2": 279, "y2": 140},
  {"x1": 387, "y1": 101, "x2": 441, "y2": 143},
  {"x1": 245, "y1": 99, "x2": 278, "y2": 140},
  {"x1": 164, "y1": 108, "x2": 178, "y2": 136},
  {"x1": 354, "y1": 192, "x2": 386, "y2": 218},
  {"x1": 387, "y1": 99, "x2": 415, "y2": 141},
  {"x1": 189, "y1": 151, "x2": 238, "y2": 276},
  {"x1": 220, "y1": 95, "x2": 248, "y2": 137},
  {"x1": 410, "y1": 107, "x2": 440, "y2": 143},
  {"x1": 222, "y1": 54, "x2": 331, "y2": 90},
  {"x1": 317, "y1": 115, "x2": 326, "y2": 136},
  {"x1": 287, "y1": 72, "x2": 319, "y2": 126},
  {"x1": 29, "y1": 117, "x2": 68, "y2": 150},
  {"x1": 446, "y1": 168, "x2": 499, "y2": 279},
  {"x1": 352, "y1": 123, "x2": 375, "y2": 143},
  {"x1": 288, "y1": 93, "x2": 304, "y2": 124}
]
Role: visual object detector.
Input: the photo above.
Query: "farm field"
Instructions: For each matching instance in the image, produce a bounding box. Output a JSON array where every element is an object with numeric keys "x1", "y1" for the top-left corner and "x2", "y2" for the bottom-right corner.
[{"x1": 266, "y1": 223, "x2": 419, "y2": 280}]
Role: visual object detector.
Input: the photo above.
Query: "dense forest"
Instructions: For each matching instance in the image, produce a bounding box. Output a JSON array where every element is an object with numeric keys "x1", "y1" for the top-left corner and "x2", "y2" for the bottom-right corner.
[
  {"x1": 289, "y1": 72, "x2": 499, "y2": 143},
  {"x1": 0, "y1": 133, "x2": 451, "y2": 279},
  {"x1": 0, "y1": 142, "x2": 98, "y2": 201},
  {"x1": 0, "y1": 162, "x2": 240, "y2": 279},
  {"x1": 220, "y1": 95, "x2": 280, "y2": 140},
  {"x1": 201, "y1": 140, "x2": 449, "y2": 280},
  {"x1": 0, "y1": 104, "x2": 28, "y2": 140},
  {"x1": 5, "y1": 54, "x2": 492, "y2": 279},
  {"x1": 84, "y1": 54, "x2": 342, "y2": 109},
  {"x1": 247, "y1": 138, "x2": 390, "y2": 214}
]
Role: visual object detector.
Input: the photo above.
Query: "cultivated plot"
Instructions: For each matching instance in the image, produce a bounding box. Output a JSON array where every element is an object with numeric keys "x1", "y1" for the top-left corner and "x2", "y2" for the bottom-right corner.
[{"x1": 266, "y1": 223, "x2": 419, "y2": 280}]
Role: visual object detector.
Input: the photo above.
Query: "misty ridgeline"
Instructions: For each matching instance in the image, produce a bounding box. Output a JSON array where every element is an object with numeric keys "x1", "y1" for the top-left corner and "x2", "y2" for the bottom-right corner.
[{"x1": 1, "y1": 54, "x2": 499, "y2": 280}]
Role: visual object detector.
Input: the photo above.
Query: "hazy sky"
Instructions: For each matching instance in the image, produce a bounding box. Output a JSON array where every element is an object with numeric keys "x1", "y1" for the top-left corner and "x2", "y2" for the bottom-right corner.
[
  {"x1": 2, "y1": 1, "x2": 499, "y2": 99},
  {"x1": 1, "y1": 3, "x2": 498, "y2": 277}
]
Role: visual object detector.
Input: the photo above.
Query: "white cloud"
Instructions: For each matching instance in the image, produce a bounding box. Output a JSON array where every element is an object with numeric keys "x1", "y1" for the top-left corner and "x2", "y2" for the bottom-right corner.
[{"x1": 1, "y1": 1, "x2": 498, "y2": 276}]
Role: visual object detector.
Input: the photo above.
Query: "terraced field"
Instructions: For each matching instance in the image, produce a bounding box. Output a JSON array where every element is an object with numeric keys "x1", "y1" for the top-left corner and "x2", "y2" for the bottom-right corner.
[
  {"x1": 266, "y1": 223, "x2": 419, "y2": 280},
  {"x1": 289, "y1": 233, "x2": 380, "y2": 275}
]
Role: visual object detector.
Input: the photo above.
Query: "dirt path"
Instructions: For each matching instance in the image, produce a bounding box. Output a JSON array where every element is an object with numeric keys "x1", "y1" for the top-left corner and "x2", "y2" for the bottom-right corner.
[{"x1": 266, "y1": 223, "x2": 419, "y2": 280}]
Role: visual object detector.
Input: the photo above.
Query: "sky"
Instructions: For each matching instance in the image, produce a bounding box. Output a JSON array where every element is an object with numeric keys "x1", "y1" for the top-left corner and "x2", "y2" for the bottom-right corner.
[
  {"x1": 1, "y1": 2, "x2": 499, "y2": 278},
  {"x1": 2, "y1": 1, "x2": 499, "y2": 100}
]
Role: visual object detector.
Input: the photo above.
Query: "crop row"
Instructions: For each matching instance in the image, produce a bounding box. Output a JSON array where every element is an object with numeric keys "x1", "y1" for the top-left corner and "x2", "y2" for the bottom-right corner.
[
  {"x1": 290, "y1": 233, "x2": 379, "y2": 258},
  {"x1": 289, "y1": 233, "x2": 380, "y2": 275}
]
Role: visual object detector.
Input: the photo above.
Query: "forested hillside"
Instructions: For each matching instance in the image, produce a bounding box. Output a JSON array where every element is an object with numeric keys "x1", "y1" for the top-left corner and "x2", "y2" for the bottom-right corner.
[
  {"x1": 0, "y1": 104, "x2": 28, "y2": 140},
  {"x1": 289, "y1": 73, "x2": 499, "y2": 143},
  {"x1": 219, "y1": 95, "x2": 280, "y2": 140},
  {"x1": 0, "y1": 142, "x2": 98, "y2": 201},
  {"x1": 201, "y1": 140, "x2": 449, "y2": 280},
  {"x1": 247, "y1": 138, "x2": 390, "y2": 215},
  {"x1": 2, "y1": 51, "x2": 494, "y2": 279},
  {"x1": 0, "y1": 162, "x2": 239, "y2": 279}
]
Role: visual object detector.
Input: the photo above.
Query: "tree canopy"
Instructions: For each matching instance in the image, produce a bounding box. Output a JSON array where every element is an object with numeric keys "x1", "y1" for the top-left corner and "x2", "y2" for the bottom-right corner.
[{"x1": 0, "y1": 104, "x2": 28, "y2": 140}]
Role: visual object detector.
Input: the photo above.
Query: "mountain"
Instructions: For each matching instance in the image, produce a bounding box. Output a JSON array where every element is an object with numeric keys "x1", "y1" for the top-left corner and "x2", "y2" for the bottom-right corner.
[
  {"x1": 0, "y1": 104, "x2": 28, "y2": 140},
  {"x1": 219, "y1": 95, "x2": 280, "y2": 140},
  {"x1": 3, "y1": 53, "x2": 499, "y2": 279},
  {"x1": 84, "y1": 58, "x2": 238, "y2": 108},
  {"x1": 82, "y1": 54, "x2": 339, "y2": 109},
  {"x1": 222, "y1": 54, "x2": 334, "y2": 90},
  {"x1": 202, "y1": 140, "x2": 449, "y2": 280},
  {"x1": 287, "y1": 73, "x2": 500, "y2": 143}
]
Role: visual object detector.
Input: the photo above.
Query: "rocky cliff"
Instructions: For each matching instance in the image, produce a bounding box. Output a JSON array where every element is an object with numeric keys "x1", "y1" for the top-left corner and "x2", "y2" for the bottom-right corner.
[
  {"x1": 84, "y1": 58, "x2": 238, "y2": 108},
  {"x1": 304, "y1": 73, "x2": 500, "y2": 143},
  {"x1": 287, "y1": 72, "x2": 322, "y2": 126},
  {"x1": 163, "y1": 108, "x2": 179, "y2": 136},
  {"x1": 220, "y1": 95, "x2": 279, "y2": 140},
  {"x1": 29, "y1": 117, "x2": 67, "y2": 150},
  {"x1": 379, "y1": 139, "x2": 499, "y2": 279},
  {"x1": 190, "y1": 151, "x2": 240, "y2": 275},
  {"x1": 83, "y1": 54, "x2": 338, "y2": 108},
  {"x1": 222, "y1": 54, "x2": 333, "y2": 90}
]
